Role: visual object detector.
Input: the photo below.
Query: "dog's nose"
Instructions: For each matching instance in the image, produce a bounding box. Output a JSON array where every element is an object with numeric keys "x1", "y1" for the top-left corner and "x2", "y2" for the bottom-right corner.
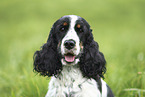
[{"x1": 64, "y1": 40, "x2": 76, "y2": 50}]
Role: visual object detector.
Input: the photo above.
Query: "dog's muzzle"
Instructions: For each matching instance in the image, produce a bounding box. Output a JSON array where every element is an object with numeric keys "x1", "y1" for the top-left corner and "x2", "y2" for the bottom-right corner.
[
  {"x1": 63, "y1": 39, "x2": 76, "y2": 63},
  {"x1": 60, "y1": 38, "x2": 83, "y2": 65}
]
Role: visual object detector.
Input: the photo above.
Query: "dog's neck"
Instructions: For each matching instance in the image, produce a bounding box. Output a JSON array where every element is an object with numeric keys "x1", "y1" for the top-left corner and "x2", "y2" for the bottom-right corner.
[
  {"x1": 48, "y1": 64, "x2": 102, "y2": 97},
  {"x1": 56, "y1": 65, "x2": 86, "y2": 86}
]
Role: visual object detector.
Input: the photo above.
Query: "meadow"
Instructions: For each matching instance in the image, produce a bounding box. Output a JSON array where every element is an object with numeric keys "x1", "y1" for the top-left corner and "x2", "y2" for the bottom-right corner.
[{"x1": 0, "y1": 0, "x2": 145, "y2": 97}]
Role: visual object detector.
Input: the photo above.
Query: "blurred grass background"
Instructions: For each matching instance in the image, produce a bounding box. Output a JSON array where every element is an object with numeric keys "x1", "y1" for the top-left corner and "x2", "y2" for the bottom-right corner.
[{"x1": 0, "y1": 0, "x2": 145, "y2": 97}]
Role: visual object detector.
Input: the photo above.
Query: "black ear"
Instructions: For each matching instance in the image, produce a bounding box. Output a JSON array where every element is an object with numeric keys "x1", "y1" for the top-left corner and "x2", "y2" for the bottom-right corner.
[
  {"x1": 79, "y1": 31, "x2": 106, "y2": 79},
  {"x1": 33, "y1": 28, "x2": 62, "y2": 77}
]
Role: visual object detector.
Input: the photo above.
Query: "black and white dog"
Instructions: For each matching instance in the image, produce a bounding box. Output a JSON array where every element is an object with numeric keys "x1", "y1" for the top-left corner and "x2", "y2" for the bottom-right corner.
[{"x1": 33, "y1": 15, "x2": 114, "y2": 97}]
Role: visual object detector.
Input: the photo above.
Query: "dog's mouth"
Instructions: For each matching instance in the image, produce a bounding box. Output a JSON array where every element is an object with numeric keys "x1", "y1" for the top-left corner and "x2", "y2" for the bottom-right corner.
[{"x1": 64, "y1": 53, "x2": 76, "y2": 63}]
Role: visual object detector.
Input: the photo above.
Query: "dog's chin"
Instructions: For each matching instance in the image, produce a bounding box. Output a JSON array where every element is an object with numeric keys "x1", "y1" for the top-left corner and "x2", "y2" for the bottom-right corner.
[{"x1": 61, "y1": 53, "x2": 80, "y2": 66}]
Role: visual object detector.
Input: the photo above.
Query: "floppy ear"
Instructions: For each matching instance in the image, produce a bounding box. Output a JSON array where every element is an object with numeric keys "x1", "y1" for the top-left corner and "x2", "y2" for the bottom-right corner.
[
  {"x1": 33, "y1": 28, "x2": 62, "y2": 77},
  {"x1": 79, "y1": 30, "x2": 106, "y2": 79}
]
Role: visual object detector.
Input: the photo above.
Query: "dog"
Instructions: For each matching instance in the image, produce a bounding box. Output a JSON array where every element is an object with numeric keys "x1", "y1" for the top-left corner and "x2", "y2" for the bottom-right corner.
[{"x1": 33, "y1": 15, "x2": 114, "y2": 97}]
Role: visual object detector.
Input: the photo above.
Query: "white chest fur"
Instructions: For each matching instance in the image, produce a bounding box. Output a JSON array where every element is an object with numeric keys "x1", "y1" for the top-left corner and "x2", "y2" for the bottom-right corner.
[{"x1": 45, "y1": 66, "x2": 101, "y2": 97}]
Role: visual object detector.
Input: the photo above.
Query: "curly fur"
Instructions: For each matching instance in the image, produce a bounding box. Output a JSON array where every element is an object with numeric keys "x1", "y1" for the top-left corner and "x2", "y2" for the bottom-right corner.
[
  {"x1": 33, "y1": 28, "x2": 62, "y2": 77},
  {"x1": 78, "y1": 19, "x2": 106, "y2": 79},
  {"x1": 80, "y1": 40, "x2": 106, "y2": 79}
]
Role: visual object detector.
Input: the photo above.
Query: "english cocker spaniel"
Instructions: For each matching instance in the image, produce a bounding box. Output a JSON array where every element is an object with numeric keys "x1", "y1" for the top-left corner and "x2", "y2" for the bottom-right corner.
[{"x1": 33, "y1": 15, "x2": 114, "y2": 97}]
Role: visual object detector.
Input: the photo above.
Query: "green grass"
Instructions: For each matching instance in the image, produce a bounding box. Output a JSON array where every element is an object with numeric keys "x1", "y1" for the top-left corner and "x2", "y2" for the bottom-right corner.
[{"x1": 0, "y1": 0, "x2": 145, "y2": 96}]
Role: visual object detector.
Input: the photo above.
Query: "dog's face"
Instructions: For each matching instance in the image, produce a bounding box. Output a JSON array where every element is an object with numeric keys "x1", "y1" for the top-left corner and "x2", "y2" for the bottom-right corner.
[
  {"x1": 34, "y1": 15, "x2": 106, "y2": 78},
  {"x1": 52, "y1": 15, "x2": 90, "y2": 66}
]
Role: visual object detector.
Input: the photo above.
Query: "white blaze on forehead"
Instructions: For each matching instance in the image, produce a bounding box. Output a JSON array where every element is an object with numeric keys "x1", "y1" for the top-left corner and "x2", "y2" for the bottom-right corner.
[
  {"x1": 61, "y1": 15, "x2": 80, "y2": 56},
  {"x1": 64, "y1": 15, "x2": 79, "y2": 41}
]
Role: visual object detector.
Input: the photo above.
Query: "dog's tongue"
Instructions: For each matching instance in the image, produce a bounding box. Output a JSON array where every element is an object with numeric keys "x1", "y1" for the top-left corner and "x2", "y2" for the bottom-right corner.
[{"x1": 65, "y1": 55, "x2": 75, "y2": 62}]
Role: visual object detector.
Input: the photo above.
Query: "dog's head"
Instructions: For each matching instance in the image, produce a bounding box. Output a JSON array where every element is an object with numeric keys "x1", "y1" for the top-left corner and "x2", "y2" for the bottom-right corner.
[{"x1": 34, "y1": 15, "x2": 106, "y2": 78}]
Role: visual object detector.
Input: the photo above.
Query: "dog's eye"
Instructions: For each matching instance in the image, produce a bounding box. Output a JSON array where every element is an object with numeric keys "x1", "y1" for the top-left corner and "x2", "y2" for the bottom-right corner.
[
  {"x1": 77, "y1": 28, "x2": 83, "y2": 33},
  {"x1": 76, "y1": 24, "x2": 83, "y2": 33},
  {"x1": 59, "y1": 27, "x2": 65, "y2": 32},
  {"x1": 78, "y1": 28, "x2": 83, "y2": 32}
]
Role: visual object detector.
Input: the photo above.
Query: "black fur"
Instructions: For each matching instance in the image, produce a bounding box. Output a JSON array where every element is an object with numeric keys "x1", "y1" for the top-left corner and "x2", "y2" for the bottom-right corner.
[
  {"x1": 79, "y1": 40, "x2": 106, "y2": 79},
  {"x1": 77, "y1": 17, "x2": 106, "y2": 79},
  {"x1": 33, "y1": 17, "x2": 70, "y2": 77},
  {"x1": 33, "y1": 28, "x2": 62, "y2": 77}
]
